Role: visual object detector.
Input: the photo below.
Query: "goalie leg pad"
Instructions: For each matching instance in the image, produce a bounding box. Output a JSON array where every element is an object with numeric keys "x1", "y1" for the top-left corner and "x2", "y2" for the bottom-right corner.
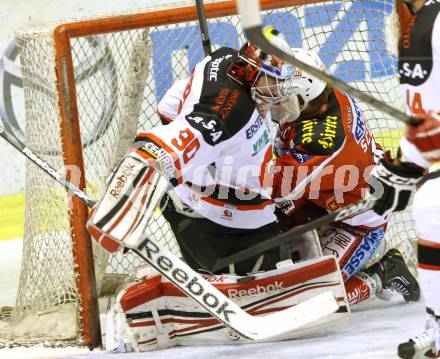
[
  {"x1": 110, "y1": 256, "x2": 348, "y2": 351},
  {"x1": 87, "y1": 154, "x2": 169, "y2": 252}
]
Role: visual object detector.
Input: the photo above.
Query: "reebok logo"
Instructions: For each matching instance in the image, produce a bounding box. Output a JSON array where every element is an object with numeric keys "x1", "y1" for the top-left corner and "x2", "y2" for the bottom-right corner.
[
  {"x1": 227, "y1": 281, "x2": 284, "y2": 298},
  {"x1": 23, "y1": 147, "x2": 62, "y2": 181},
  {"x1": 141, "y1": 239, "x2": 236, "y2": 323},
  {"x1": 110, "y1": 163, "x2": 136, "y2": 198}
]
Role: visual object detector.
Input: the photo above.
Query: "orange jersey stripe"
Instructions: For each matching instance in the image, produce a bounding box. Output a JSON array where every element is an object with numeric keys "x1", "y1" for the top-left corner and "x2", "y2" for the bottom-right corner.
[
  {"x1": 418, "y1": 263, "x2": 440, "y2": 271},
  {"x1": 418, "y1": 238, "x2": 440, "y2": 249}
]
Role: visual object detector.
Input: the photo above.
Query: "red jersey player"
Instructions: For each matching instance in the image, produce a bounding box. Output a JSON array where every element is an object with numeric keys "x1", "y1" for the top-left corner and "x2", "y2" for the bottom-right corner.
[{"x1": 270, "y1": 48, "x2": 420, "y2": 306}]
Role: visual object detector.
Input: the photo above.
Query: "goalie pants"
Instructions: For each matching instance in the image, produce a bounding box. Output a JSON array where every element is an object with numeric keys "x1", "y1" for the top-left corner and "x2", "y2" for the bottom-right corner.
[{"x1": 162, "y1": 205, "x2": 282, "y2": 275}]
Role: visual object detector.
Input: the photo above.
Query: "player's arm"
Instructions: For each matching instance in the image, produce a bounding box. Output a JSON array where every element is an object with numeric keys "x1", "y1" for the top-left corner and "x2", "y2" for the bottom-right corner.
[
  {"x1": 369, "y1": 111, "x2": 439, "y2": 217},
  {"x1": 368, "y1": 152, "x2": 425, "y2": 217},
  {"x1": 87, "y1": 106, "x2": 227, "y2": 253},
  {"x1": 157, "y1": 76, "x2": 194, "y2": 124},
  {"x1": 401, "y1": 111, "x2": 440, "y2": 167}
]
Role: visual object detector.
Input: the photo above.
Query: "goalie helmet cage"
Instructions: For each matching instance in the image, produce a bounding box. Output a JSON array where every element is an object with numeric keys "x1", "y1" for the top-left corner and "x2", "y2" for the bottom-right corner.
[{"x1": 0, "y1": 0, "x2": 416, "y2": 349}]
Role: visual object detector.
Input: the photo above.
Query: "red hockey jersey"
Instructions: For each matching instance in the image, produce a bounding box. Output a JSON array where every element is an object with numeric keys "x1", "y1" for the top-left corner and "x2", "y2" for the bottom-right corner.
[{"x1": 272, "y1": 89, "x2": 387, "y2": 228}]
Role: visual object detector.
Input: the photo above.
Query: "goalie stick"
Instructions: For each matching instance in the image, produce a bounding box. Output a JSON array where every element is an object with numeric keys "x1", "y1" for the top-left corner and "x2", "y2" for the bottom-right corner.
[
  {"x1": 235, "y1": 0, "x2": 420, "y2": 127},
  {"x1": 0, "y1": 123, "x2": 339, "y2": 341}
]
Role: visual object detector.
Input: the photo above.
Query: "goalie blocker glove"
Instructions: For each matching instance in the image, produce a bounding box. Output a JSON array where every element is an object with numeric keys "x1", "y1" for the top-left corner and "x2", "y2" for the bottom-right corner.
[
  {"x1": 369, "y1": 153, "x2": 425, "y2": 217},
  {"x1": 87, "y1": 153, "x2": 169, "y2": 253}
]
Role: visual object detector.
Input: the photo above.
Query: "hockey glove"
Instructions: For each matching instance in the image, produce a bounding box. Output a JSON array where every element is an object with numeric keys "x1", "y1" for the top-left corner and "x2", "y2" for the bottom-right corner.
[
  {"x1": 368, "y1": 153, "x2": 425, "y2": 217},
  {"x1": 86, "y1": 154, "x2": 169, "y2": 253},
  {"x1": 406, "y1": 111, "x2": 440, "y2": 164}
]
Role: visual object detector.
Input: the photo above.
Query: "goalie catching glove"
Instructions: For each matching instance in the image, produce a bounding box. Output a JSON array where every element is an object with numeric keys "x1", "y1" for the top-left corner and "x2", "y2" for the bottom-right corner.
[
  {"x1": 368, "y1": 152, "x2": 425, "y2": 218},
  {"x1": 87, "y1": 153, "x2": 169, "y2": 253}
]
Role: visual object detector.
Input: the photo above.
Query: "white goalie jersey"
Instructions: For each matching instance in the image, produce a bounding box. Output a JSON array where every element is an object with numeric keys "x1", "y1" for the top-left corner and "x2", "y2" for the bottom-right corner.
[{"x1": 133, "y1": 47, "x2": 276, "y2": 229}]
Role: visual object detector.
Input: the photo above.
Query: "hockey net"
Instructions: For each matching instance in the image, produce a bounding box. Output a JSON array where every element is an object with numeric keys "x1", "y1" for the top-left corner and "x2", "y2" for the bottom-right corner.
[{"x1": 0, "y1": 0, "x2": 415, "y2": 348}]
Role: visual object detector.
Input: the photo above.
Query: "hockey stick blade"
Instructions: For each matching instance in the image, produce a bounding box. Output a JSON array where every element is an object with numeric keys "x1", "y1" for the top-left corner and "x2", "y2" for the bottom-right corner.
[
  {"x1": 0, "y1": 122, "x2": 339, "y2": 340},
  {"x1": 209, "y1": 197, "x2": 376, "y2": 272},
  {"x1": 235, "y1": 0, "x2": 420, "y2": 126}
]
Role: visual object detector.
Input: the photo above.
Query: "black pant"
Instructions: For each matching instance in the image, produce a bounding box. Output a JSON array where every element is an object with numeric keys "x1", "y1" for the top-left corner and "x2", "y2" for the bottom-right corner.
[{"x1": 162, "y1": 205, "x2": 281, "y2": 275}]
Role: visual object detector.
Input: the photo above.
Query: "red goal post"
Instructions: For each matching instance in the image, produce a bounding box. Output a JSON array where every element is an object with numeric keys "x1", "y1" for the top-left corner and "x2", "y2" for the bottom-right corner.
[{"x1": 1, "y1": 0, "x2": 414, "y2": 349}]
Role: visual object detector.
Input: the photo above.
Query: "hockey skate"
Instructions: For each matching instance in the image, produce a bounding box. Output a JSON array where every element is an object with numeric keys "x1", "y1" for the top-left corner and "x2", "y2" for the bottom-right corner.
[
  {"x1": 398, "y1": 314, "x2": 440, "y2": 359},
  {"x1": 365, "y1": 248, "x2": 420, "y2": 302}
]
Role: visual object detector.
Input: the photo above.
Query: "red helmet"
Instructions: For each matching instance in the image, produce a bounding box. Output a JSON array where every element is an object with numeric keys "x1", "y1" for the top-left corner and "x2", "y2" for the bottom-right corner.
[{"x1": 228, "y1": 26, "x2": 297, "y2": 105}]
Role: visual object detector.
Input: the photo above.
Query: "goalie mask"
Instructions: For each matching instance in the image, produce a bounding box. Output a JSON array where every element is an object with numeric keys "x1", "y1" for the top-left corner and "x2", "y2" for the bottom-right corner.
[{"x1": 227, "y1": 25, "x2": 298, "y2": 108}]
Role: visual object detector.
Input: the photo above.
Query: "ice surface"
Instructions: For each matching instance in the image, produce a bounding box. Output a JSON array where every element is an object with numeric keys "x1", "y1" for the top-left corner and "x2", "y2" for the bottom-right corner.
[{"x1": 0, "y1": 297, "x2": 428, "y2": 359}]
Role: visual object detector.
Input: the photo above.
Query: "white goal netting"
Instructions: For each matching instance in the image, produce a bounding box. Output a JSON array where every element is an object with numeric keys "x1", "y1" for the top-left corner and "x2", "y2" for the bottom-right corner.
[{"x1": 0, "y1": 0, "x2": 416, "y2": 348}]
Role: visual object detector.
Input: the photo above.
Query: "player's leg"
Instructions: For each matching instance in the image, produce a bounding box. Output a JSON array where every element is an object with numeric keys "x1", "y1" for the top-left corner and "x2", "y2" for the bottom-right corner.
[
  {"x1": 398, "y1": 178, "x2": 440, "y2": 359},
  {"x1": 359, "y1": 247, "x2": 420, "y2": 303},
  {"x1": 318, "y1": 223, "x2": 384, "y2": 281},
  {"x1": 318, "y1": 223, "x2": 419, "y2": 304},
  {"x1": 318, "y1": 223, "x2": 383, "y2": 304}
]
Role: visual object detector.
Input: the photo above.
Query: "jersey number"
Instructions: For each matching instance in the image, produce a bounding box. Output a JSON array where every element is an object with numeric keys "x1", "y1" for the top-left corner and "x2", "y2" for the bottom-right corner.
[
  {"x1": 406, "y1": 90, "x2": 426, "y2": 115},
  {"x1": 171, "y1": 128, "x2": 200, "y2": 164}
]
